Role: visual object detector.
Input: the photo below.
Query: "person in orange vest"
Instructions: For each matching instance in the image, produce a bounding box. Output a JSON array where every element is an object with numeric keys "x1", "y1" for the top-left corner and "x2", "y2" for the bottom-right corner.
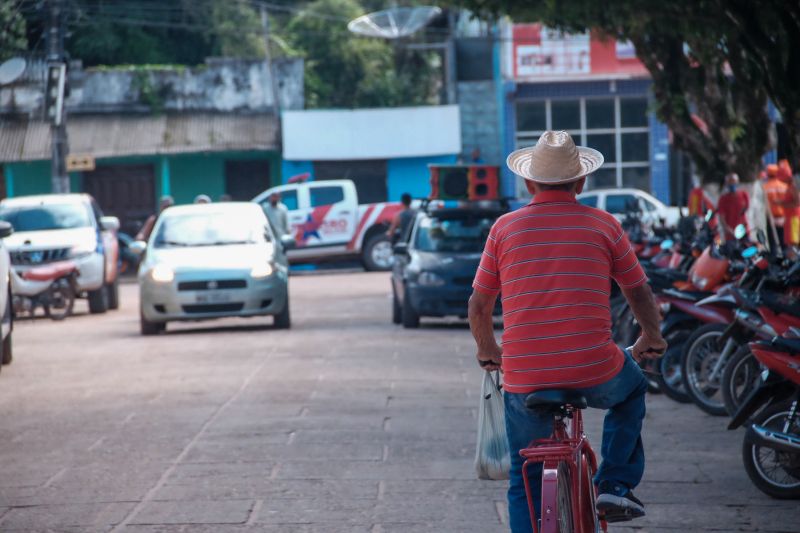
[
  {"x1": 686, "y1": 176, "x2": 714, "y2": 217},
  {"x1": 778, "y1": 160, "x2": 800, "y2": 248},
  {"x1": 763, "y1": 163, "x2": 788, "y2": 245}
]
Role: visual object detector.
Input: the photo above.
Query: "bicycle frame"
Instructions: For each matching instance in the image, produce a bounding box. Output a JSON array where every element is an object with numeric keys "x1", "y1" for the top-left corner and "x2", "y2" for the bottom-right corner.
[{"x1": 520, "y1": 407, "x2": 607, "y2": 533}]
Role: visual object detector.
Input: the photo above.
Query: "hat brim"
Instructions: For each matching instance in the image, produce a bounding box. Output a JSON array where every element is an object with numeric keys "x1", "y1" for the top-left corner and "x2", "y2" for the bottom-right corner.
[{"x1": 506, "y1": 145, "x2": 605, "y2": 184}]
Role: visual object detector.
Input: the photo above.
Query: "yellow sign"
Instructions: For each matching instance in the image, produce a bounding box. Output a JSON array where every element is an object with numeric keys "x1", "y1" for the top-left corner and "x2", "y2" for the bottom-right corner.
[{"x1": 66, "y1": 154, "x2": 95, "y2": 172}]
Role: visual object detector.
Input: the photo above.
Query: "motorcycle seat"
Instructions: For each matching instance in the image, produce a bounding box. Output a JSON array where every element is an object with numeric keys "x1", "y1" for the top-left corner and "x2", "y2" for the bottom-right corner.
[
  {"x1": 771, "y1": 336, "x2": 800, "y2": 354},
  {"x1": 525, "y1": 389, "x2": 588, "y2": 412},
  {"x1": 762, "y1": 291, "x2": 800, "y2": 318},
  {"x1": 662, "y1": 288, "x2": 712, "y2": 301}
]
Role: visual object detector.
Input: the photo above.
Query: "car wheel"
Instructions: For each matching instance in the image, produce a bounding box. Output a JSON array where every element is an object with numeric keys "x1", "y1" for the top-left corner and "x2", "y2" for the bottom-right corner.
[
  {"x1": 88, "y1": 284, "x2": 109, "y2": 314},
  {"x1": 392, "y1": 285, "x2": 401, "y2": 325},
  {"x1": 140, "y1": 311, "x2": 165, "y2": 336},
  {"x1": 362, "y1": 234, "x2": 393, "y2": 271},
  {"x1": 274, "y1": 298, "x2": 291, "y2": 329},
  {"x1": 402, "y1": 288, "x2": 420, "y2": 328},
  {"x1": 107, "y1": 276, "x2": 120, "y2": 310}
]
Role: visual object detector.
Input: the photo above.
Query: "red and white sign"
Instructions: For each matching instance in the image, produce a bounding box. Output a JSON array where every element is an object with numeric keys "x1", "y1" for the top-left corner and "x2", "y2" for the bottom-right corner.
[{"x1": 509, "y1": 24, "x2": 648, "y2": 81}]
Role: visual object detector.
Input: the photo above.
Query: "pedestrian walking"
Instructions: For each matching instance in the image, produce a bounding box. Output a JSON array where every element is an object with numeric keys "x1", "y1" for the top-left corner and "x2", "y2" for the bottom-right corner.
[
  {"x1": 717, "y1": 173, "x2": 749, "y2": 242},
  {"x1": 386, "y1": 193, "x2": 415, "y2": 244},
  {"x1": 264, "y1": 191, "x2": 290, "y2": 238},
  {"x1": 468, "y1": 131, "x2": 666, "y2": 532},
  {"x1": 135, "y1": 195, "x2": 174, "y2": 242}
]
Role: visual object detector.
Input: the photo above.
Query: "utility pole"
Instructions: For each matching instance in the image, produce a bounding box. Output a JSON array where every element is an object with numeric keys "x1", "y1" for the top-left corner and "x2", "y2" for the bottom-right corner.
[
  {"x1": 45, "y1": 0, "x2": 69, "y2": 193},
  {"x1": 260, "y1": 5, "x2": 281, "y2": 123}
]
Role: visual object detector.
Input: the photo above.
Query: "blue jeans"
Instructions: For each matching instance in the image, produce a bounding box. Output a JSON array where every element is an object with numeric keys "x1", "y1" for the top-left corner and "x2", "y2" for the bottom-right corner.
[{"x1": 504, "y1": 352, "x2": 648, "y2": 533}]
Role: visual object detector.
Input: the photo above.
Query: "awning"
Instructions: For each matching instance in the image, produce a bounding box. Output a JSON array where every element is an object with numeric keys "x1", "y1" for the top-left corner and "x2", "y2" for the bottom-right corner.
[{"x1": 0, "y1": 113, "x2": 279, "y2": 163}]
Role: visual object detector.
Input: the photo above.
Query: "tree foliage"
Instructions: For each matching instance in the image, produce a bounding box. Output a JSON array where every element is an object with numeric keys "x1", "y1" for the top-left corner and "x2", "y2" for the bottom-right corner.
[
  {"x1": 1, "y1": 1, "x2": 28, "y2": 62},
  {"x1": 455, "y1": 0, "x2": 793, "y2": 183},
  {"x1": 284, "y1": 0, "x2": 438, "y2": 109}
]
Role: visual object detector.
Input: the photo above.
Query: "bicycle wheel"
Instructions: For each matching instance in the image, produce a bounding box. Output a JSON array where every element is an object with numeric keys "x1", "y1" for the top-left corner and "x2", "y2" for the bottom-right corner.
[
  {"x1": 579, "y1": 454, "x2": 602, "y2": 533},
  {"x1": 557, "y1": 463, "x2": 575, "y2": 533}
]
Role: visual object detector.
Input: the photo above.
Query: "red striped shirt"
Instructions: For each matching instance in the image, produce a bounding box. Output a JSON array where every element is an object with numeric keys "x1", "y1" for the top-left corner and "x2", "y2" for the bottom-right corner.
[{"x1": 472, "y1": 190, "x2": 647, "y2": 394}]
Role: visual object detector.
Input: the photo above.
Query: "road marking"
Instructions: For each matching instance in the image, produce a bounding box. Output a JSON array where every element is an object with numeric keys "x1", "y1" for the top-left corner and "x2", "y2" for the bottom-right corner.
[
  {"x1": 376, "y1": 480, "x2": 385, "y2": 501},
  {"x1": 87, "y1": 436, "x2": 105, "y2": 452},
  {"x1": 110, "y1": 350, "x2": 273, "y2": 531},
  {"x1": 42, "y1": 468, "x2": 67, "y2": 489},
  {"x1": 246, "y1": 499, "x2": 263, "y2": 526}
]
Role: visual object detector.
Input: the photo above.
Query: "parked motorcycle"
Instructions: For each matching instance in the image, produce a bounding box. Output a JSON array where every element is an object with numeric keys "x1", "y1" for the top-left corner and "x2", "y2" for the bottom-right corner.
[
  {"x1": 11, "y1": 261, "x2": 80, "y2": 320},
  {"x1": 728, "y1": 336, "x2": 800, "y2": 498}
]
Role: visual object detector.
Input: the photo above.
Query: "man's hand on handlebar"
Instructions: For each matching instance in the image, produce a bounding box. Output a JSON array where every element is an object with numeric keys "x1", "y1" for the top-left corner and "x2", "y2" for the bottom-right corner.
[{"x1": 631, "y1": 332, "x2": 668, "y2": 362}]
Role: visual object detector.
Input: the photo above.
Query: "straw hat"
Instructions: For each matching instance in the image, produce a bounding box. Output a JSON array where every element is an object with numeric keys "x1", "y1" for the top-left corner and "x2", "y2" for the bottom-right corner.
[{"x1": 506, "y1": 131, "x2": 604, "y2": 184}]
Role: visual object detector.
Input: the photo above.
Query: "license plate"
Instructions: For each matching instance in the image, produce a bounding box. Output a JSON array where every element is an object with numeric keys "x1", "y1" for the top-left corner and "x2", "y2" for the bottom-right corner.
[{"x1": 195, "y1": 292, "x2": 232, "y2": 304}]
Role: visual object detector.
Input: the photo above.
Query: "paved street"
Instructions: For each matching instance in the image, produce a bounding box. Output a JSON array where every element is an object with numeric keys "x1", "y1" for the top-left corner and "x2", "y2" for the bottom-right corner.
[{"x1": 0, "y1": 272, "x2": 797, "y2": 532}]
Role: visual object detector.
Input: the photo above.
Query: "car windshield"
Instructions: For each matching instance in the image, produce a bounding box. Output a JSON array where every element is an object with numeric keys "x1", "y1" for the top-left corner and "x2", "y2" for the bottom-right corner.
[
  {"x1": 0, "y1": 203, "x2": 92, "y2": 231},
  {"x1": 153, "y1": 211, "x2": 268, "y2": 248},
  {"x1": 414, "y1": 215, "x2": 495, "y2": 253}
]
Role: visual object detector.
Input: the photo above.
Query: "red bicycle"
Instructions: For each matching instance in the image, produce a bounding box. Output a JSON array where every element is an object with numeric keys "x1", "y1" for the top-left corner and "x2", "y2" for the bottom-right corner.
[{"x1": 520, "y1": 390, "x2": 607, "y2": 533}]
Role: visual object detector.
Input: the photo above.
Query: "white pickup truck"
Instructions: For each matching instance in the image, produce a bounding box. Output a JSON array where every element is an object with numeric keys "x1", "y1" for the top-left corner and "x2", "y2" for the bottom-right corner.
[{"x1": 253, "y1": 180, "x2": 403, "y2": 270}]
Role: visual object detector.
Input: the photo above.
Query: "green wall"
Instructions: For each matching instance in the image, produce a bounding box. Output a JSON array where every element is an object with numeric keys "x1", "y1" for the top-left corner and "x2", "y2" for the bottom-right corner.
[{"x1": 2, "y1": 151, "x2": 280, "y2": 207}]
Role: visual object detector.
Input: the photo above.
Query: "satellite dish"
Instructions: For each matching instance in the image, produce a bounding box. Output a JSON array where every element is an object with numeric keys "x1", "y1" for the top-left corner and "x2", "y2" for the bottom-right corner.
[
  {"x1": 348, "y1": 6, "x2": 442, "y2": 39},
  {"x1": 0, "y1": 57, "x2": 26, "y2": 86}
]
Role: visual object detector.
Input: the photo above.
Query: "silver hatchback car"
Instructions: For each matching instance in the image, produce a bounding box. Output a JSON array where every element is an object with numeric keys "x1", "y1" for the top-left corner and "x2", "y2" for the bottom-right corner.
[{"x1": 136, "y1": 202, "x2": 293, "y2": 334}]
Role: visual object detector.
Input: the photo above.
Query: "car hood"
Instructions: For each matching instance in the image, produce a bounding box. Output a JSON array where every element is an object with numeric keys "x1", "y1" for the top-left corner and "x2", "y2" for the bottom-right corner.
[
  {"x1": 414, "y1": 250, "x2": 483, "y2": 273},
  {"x1": 4, "y1": 227, "x2": 96, "y2": 250},
  {"x1": 147, "y1": 243, "x2": 276, "y2": 272}
]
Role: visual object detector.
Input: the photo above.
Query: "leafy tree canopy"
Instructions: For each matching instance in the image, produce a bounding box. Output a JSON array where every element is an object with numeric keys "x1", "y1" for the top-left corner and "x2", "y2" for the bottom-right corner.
[
  {"x1": 1, "y1": 1, "x2": 28, "y2": 62},
  {"x1": 455, "y1": 0, "x2": 797, "y2": 182}
]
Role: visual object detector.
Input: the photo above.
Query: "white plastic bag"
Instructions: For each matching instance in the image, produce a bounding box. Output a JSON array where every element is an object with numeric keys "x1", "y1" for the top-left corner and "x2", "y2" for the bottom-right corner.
[{"x1": 474, "y1": 370, "x2": 510, "y2": 480}]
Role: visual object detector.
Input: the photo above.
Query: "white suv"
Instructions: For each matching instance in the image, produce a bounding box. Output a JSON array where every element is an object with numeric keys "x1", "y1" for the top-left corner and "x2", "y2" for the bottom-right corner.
[
  {"x1": 577, "y1": 188, "x2": 682, "y2": 228},
  {"x1": 0, "y1": 194, "x2": 121, "y2": 314}
]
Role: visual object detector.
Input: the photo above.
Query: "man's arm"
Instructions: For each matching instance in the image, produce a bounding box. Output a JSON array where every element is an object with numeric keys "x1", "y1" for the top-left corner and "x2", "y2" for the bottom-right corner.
[
  {"x1": 468, "y1": 290, "x2": 502, "y2": 371},
  {"x1": 621, "y1": 283, "x2": 667, "y2": 361},
  {"x1": 385, "y1": 212, "x2": 401, "y2": 238}
]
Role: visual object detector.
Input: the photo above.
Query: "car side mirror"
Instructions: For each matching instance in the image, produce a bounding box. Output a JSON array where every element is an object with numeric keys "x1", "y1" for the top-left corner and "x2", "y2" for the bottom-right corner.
[
  {"x1": 393, "y1": 242, "x2": 409, "y2": 255},
  {"x1": 129, "y1": 240, "x2": 147, "y2": 256},
  {"x1": 280, "y1": 235, "x2": 296, "y2": 251},
  {"x1": 100, "y1": 216, "x2": 120, "y2": 232},
  {"x1": 0, "y1": 221, "x2": 13, "y2": 239}
]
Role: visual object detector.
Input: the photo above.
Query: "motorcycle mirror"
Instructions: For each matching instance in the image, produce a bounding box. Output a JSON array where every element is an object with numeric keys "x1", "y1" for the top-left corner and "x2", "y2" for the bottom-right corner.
[
  {"x1": 756, "y1": 229, "x2": 766, "y2": 245},
  {"x1": 705, "y1": 209, "x2": 714, "y2": 222},
  {"x1": 734, "y1": 224, "x2": 747, "y2": 240},
  {"x1": 660, "y1": 239, "x2": 673, "y2": 250},
  {"x1": 742, "y1": 246, "x2": 758, "y2": 259}
]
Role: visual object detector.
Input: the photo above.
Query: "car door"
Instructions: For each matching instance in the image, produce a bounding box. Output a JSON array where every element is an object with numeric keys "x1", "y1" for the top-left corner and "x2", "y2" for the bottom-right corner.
[{"x1": 304, "y1": 182, "x2": 353, "y2": 247}]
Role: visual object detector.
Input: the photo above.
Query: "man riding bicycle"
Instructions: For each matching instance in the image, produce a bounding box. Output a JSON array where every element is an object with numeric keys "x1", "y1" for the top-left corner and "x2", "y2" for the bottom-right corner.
[{"x1": 468, "y1": 131, "x2": 666, "y2": 532}]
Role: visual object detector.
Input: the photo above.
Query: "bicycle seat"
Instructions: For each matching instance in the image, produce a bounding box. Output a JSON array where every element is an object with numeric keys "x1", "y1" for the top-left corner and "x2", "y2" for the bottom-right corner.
[{"x1": 525, "y1": 390, "x2": 588, "y2": 411}]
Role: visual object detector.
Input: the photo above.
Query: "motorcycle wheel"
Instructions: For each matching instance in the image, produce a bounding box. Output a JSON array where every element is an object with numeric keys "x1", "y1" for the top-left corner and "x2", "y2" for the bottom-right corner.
[
  {"x1": 44, "y1": 281, "x2": 75, "y2": 321},
  {"x1": 722, "y1": 345, "x2": 761, "y2": 417},
  {"x1": 680, "y1": 323, "x2": 729, "y2": 416},
  {"x1": 655, "y1": 331, "x2": 692, "y2": 404},
  {"x1": 742, "y1": 401, "x2": 800, "y2": 499}
]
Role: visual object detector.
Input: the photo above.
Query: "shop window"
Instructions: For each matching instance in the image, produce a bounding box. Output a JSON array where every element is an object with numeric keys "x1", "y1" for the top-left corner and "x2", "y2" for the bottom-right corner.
[
  {"x1": 586, "y1": 99, "x2": 615, "y2": 129},
  {"x1": 622, "y1": 167, "x2": 651, "y2": 191},
  {"x1": 589, "y1": 168, "x2": 617, "y2": 189},
  {"x1": 551, "y1": 100, "x2": 580, "y2": 130},
  {"x1": 621, "y1": 132, "x2": 649, "y2": 162},
  {"x1": 516, "y1": 101, "x2": 546, "y2": 132},
  {"x1": 586, "y1": 134, "x2": 616, "y2": 162},
  {"x1": 621, "y1": 98, "x2": 649, "y2": 127}
]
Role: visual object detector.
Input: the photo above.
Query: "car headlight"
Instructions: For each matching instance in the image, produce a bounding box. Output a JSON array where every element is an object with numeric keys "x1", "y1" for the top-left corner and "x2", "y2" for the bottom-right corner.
[
  {"x1": 70, "y1": 241, "x2": 96, "y2": 258},
  {"x1": 691, "y1": 273, "x2": 708, "y2": 290},
  {"x1": 150, "y1": 264, "x2": 174, "y2": 283},
  {"x1": 250, "y1": 262, "x2": 274, "y2": 278},
  {"x1": 417, "y1": 271, "x2": 445, "y2": 287}
]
